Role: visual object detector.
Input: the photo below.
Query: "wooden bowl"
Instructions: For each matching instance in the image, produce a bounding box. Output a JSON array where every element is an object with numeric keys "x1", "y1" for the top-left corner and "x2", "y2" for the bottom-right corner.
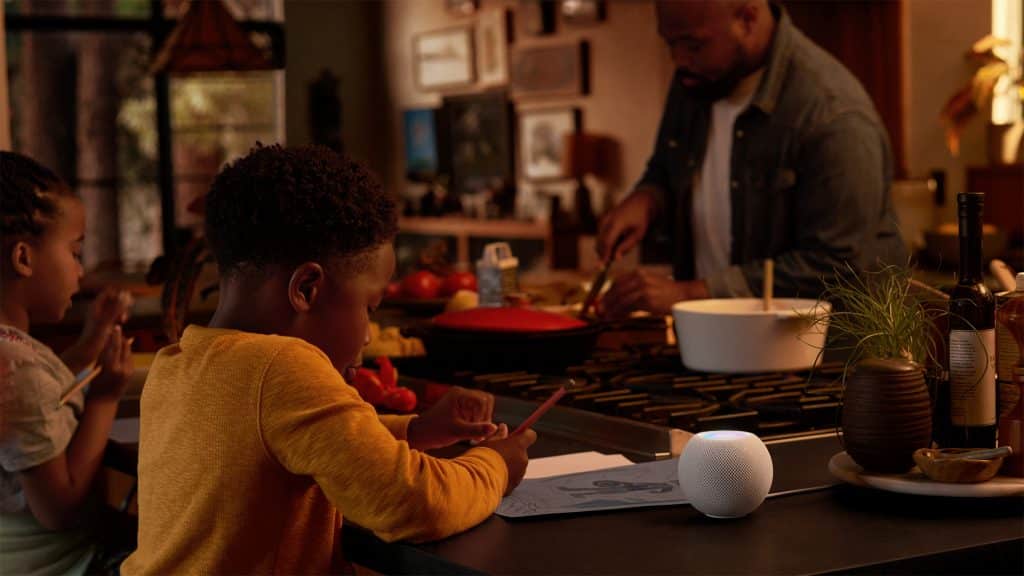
[{"x1": 913, "y1": 448, "x2": 1008, "y2": 483}]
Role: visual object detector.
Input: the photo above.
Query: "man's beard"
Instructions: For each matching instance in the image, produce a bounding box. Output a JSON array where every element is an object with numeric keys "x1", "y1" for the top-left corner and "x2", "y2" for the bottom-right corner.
[{"x1": 676, "y1": 55, "x2": 754, "y2": 101}]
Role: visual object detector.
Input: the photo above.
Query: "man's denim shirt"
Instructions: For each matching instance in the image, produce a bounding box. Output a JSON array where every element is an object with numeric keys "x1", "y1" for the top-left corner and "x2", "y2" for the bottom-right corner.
[{"x1": 638, "y1": 5, "x2": 906, "y2": 298}]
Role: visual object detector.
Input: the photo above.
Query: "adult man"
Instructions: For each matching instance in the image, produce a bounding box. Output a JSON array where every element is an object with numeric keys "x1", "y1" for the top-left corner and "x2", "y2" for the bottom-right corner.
[{"x1": 597, "y1": 0, "x2": 905, "y2": 318}]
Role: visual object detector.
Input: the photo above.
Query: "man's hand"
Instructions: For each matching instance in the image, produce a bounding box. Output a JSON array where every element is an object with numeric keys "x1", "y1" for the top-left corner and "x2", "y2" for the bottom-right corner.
[
  {"x1": 63, "y1": 287, "x2": 133, "y2": 374},
  {"x1": 407, "y1": 387, "x2": 501, "y2": 450},
  {"x1": 479, "y1": 429, "x2": 537, "y2": 496},
  {"x1": 600, "y1": 271, "x2": 709, "y2": 319},
  {"x1": 596, "y1": 187, "x2": 658, "y2": 263}
]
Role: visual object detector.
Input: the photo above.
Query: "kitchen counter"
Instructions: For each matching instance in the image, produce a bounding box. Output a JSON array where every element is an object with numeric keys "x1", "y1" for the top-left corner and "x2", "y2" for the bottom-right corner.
[
  {"x1": 105, "y1": 394, "x2": 1023, "y2": 575},
  {"x1": 343, "y1": 427, "x2": 1023, "y2": 575},
  {"x1": 104, "y1": 335, "x2": 1023, "y2": 576}
]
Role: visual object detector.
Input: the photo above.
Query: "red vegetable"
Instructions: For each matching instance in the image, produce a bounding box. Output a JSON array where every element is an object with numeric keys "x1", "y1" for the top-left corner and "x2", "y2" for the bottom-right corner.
[
  {"x1": 401, "y1": 271, "x2": 442, "y2": 299},
  {"x1": 439, "y1": 272, "x2": 477, "y2": 297},
  {"x1": 351, "y1": 368, "x2": 387, "y2": 405},
  {"x1": 376, "y1": 356, "x2": 397, "y2": 389},
  {"x1": 384, "y1": 281, "x2": 402, "y2": 299},
  {"x1": 384, "y1": 387, "x2": 417, "y2": 412}
]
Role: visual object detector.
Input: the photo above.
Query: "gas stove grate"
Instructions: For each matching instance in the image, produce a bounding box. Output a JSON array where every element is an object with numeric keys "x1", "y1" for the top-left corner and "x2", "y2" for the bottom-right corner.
[{"x1": 445, "y1": 344, "x2": 848, "y2": 438}]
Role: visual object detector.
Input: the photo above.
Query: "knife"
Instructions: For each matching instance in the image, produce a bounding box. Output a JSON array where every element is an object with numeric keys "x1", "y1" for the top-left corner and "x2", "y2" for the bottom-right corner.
[{"x1": 579, "y1": 237, "x2": 624, "y2": 318}]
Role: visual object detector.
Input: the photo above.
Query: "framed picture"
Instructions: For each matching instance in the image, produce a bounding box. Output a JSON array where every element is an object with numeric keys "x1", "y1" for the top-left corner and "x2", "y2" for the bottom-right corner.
[
  {"x1": 517, "y1": 0, "x2": 556, "y2": 36},
  {"x1": 441, "y1": 91, "x2": 515, "y2": 196},
  {"x1": 413, "y1": 27, "x2": 475, "y2": 91},
  {"x1": 446, "y1": 0, "x2": 478, "y2": 16},
  {"x1": 403, "y1": 108, "x2": 443, "y2": 182},
  {"x1": 519, "y1": 107, "x2": 580, "y2": 181},
  {"x1": 510, "y1": 41, "x2": 589, "y2": 99},
  {"x1": 560, "y1": 0, "x2": 605, "y2": 25},
  {"x1": 475, "y1": 9, "x2": 512, "y2": 86}
]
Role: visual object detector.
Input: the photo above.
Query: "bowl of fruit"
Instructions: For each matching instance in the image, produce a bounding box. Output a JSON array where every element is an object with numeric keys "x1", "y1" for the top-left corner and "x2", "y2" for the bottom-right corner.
[{"x1": 383, "y1": 269, "x2": 478, "y2": 316}]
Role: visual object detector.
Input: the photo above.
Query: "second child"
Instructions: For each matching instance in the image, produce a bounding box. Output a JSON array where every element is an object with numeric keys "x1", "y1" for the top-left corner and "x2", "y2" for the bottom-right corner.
[{"x1": 0, "y1": 151, "x2": 134, "y2": 575}]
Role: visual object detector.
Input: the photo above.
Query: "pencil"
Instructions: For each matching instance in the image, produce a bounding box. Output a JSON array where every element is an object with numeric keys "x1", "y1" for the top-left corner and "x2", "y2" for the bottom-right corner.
[
  {"x1": 512, "y1": 386, "x2": 567, "y2": 436},
  {"x1": 58, "y1": 366, "x2": 102, "y2": 407}
]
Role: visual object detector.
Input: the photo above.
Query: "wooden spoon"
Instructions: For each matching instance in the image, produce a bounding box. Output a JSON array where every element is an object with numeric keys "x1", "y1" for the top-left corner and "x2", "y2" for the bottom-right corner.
[{"x1": 763, "y1": 259, "x2": 774, "y2": 311}]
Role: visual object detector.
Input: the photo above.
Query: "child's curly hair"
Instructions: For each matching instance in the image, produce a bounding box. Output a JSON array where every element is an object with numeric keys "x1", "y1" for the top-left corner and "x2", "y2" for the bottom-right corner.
[
  {"x1": 0, "y1": 151, "x2": 74, "y2": 245},
  {"x1": 204, "y1": 144, "x2": 398, "y2": 275}
]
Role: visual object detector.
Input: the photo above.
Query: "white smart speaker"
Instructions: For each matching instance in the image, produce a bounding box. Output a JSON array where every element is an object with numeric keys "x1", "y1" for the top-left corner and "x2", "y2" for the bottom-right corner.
[{"x1": 677, "y1": 430, "x2": 774, "y2": 519}]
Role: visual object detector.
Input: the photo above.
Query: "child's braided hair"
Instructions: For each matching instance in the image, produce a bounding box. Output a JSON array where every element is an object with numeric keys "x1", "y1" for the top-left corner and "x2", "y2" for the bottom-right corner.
[{"x1": 0, "y1": 151, "x2": 74, "y2": 245}]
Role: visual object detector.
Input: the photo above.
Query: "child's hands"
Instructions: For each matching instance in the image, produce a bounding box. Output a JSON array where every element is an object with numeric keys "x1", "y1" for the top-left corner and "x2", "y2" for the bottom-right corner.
[
  {"x1": 68, "y1": 287, "x2": 133, "y2": 372},
  {"x1": 479, "y1": 429, "x2": 537, "y2": 496},
  {"x1": 88, "y1": 326, "x2": 134, "y2": 401},
  {"x1": 83, "y1": 286, "x2": 133, "y2": 341},
  {"x1": 406, "y1": 387, "x2": 501, "y2": 450}
]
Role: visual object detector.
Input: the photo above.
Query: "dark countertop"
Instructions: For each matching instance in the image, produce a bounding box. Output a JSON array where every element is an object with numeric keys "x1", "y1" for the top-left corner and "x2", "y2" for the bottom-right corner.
[
  {"x1": 343, "y1": 432, "x2": 1024, "y2": 575},
  {"x1": 104, "y1": 361, "x2": 1023, "y2": 575}
]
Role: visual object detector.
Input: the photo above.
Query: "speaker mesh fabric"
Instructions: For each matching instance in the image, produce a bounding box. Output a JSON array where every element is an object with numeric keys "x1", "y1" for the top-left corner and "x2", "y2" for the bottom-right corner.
[{"x1": 678, "y1": 431, "x2": 773, "y2": 518}]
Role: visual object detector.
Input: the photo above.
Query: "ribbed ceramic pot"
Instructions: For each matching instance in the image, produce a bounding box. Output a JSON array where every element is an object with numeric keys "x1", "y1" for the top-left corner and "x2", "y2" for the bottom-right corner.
[{"x1": 841, "y1": 358, "x2": 932, "y2": 473}]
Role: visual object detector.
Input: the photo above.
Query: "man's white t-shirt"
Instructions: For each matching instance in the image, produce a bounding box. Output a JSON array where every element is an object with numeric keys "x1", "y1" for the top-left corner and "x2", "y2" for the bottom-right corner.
[{"x1": 692, "y1": 69, "x2": 764, "y2": 280}]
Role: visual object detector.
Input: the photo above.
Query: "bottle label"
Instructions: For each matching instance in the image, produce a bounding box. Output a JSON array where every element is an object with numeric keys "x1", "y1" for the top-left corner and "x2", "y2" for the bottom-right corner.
[
  {"x1": 949, "y1": 329, "x2": 997, "y2": 426},
  {"x1": 476, "y1": 263, "x2": 519, "y2": 307},
  {"x1": 477, "y1": 265, "x2": 503, "y2": 307}
]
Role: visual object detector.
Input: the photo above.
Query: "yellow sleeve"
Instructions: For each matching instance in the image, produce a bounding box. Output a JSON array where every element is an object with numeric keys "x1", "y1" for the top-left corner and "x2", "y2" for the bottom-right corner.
[
  {"x1": 377, "y1": 414, "x2": 415, "y2": 441},
  {"x1": 258, "y1": 340, "x2": 507, "y2": 543}
]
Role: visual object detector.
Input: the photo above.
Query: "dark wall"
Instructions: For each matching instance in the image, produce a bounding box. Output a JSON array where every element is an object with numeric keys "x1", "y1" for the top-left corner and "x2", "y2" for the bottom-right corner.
[
  {"x1": 284, "y1": 0, "x2": 390, "y2": 180},
  {"x1": 784, "y1": 0, "x2": 906, "y2": 177}
]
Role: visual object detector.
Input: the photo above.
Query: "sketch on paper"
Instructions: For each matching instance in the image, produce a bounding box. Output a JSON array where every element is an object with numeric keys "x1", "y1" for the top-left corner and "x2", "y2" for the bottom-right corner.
[{"x1": 497, "y1": 458, "x2": 689, "y2": 518}]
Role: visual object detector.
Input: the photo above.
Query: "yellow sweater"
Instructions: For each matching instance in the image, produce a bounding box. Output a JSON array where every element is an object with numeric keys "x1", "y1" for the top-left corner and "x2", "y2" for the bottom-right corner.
[{"x1": 121, "y1": 326, "x2": 507, "y2": 575}]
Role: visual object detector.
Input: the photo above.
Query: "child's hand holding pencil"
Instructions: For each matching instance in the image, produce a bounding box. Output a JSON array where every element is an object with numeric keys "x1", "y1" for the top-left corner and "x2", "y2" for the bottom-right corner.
[
  {"x1": 86, "y1": 326, "x2": 135, "y2": 402},
  {"x1": 478, "y1": 429, "x2": 537, "y2": 495},
  {"x1": 476, "y1": 385, "x2": 567, "y2": 495}
]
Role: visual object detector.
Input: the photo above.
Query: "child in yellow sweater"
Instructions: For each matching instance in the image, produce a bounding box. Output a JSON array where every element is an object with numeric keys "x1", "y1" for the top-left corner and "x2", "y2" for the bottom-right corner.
[{"x1": 122, "y1": 145, "x2": 535, "y2": 575}]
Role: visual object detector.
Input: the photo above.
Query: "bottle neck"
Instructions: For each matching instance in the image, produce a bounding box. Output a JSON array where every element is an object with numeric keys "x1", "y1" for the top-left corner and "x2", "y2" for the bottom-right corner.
[{"x1": 958, "y1": 203, "x2": 984, "y2": 282}]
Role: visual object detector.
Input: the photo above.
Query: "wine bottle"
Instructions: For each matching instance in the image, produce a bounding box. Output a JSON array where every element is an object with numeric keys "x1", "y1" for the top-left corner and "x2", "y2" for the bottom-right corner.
[{"x1": 947, "y1": 192, "x2": 997, "y2": 448}]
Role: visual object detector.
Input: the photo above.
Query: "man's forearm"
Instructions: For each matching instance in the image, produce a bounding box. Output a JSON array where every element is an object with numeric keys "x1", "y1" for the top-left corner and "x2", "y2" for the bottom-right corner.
[{"x1": 630, "y1": 184, "x2": 666, "y2": 222}]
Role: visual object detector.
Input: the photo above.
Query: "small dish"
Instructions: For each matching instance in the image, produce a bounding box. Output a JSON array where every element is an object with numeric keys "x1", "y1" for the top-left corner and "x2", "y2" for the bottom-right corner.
[
  {"x1": 828, "y1": 451, "x2": 1024, "y2": 497},
  {"x1": 912, "y1": 447, "x2": 1010, "y2": 484}
]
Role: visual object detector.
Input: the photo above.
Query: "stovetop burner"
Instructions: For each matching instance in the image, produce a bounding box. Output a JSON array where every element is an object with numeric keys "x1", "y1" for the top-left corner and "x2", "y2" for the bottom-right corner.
[{"x1": 402, "y1": 343, "x2": 846, "y2": 439}]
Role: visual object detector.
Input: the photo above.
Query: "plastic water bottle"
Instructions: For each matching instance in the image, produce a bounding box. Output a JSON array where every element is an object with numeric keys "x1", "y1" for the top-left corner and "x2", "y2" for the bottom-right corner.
[{"x1": 476, "y1": 242, "x2": 519, "y2": 307}]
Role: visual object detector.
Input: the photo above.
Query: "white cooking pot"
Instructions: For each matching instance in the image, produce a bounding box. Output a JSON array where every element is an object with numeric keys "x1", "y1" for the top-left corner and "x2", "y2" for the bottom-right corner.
[{"x1": 671, "y1": 298, "x2": 831, "y2": 374}]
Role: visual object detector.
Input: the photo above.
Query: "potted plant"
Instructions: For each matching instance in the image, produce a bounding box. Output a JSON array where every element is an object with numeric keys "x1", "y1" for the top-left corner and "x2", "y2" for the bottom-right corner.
[
  {"x1": 811, "y1": 264, "x2": 946, "y2": 473},
  {"x1": 941, "y1": 35, "x2": 1024, "y2": 163}
]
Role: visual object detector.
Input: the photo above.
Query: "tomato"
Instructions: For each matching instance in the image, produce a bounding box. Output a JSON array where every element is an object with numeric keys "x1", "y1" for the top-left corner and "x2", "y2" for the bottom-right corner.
[
  {"x1": 384, "y1": 387, "x2": 418, "y2": 413},
  {"x1": 375, "y1": 356, "x2": 397, "y2": 389},
  {"x1": 439, "y1": 271, "x2": 478, "y2": 297},
  {"x1": 384, "y1": 281, "x2": 402, "y2": 299},
  {"x1": 401, "y1": 270, "x2": 442, "y2": 299},
  {"x1": 350, "y1": 368, "x2": 387, "y2": 405}
]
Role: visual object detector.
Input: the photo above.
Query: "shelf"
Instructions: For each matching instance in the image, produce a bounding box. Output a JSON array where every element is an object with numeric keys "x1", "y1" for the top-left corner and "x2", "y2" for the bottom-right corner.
[
  {"x1": 399, "y1": 216, "x2": 550, "y2": 264},
  {"x1": 399, "y1": 217, "x2": 548, "y2": 238}
]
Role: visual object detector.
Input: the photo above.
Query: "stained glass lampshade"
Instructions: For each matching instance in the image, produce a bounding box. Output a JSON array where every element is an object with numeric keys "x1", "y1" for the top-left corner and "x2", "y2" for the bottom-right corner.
[{"x1": 151, "y1": 0, "x2": 274, "y2": 74}]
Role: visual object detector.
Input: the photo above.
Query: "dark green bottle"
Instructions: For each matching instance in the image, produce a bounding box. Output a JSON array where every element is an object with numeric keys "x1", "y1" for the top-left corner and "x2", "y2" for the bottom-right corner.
[{"x1": 947, "y1": 192, "x2": 997, "y2": 448}]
